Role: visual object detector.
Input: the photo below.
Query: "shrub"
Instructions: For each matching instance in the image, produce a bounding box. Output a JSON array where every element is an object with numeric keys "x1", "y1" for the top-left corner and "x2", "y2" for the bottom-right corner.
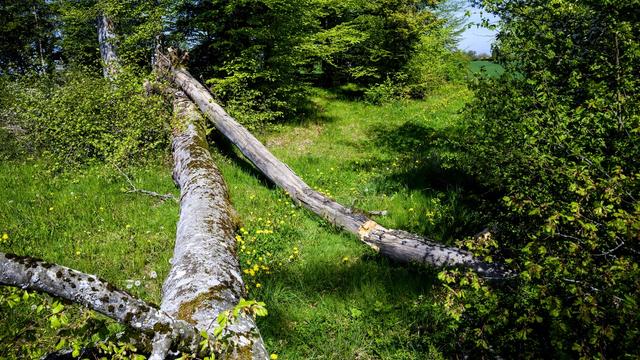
[
  {"x1": 363, "y1": 77, "x2": 405, "y2": 105},
  {"x1": 3, "y1": 68, "x2": 170, "y2": 167},
  {"x1": 444, "y1": 1, "x2": 640, "y2": 358},
  {"x1": 401, "y1": 29, "x2": 469, "y2": 98}
]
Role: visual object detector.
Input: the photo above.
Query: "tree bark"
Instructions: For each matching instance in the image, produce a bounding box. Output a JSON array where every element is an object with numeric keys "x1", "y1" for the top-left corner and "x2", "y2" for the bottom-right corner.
[
  {"x1": 0, "y1": 252, "x2": 202, "y2": 354},
  {"x1": 150, "y1": 89, "x2": 268, "y2": 359},
  {"x1": 157, "y1": 54, "x2": 508, "y2": 278},
  {"x1": 97, "y1": 14, "x2": 119, "y2": 79}
]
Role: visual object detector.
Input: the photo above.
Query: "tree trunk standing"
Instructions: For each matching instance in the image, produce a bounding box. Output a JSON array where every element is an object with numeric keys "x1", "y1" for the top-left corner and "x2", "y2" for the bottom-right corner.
[
  {"x1": 33, "y1": 6, "x2": 46, "y2": 73},
  {"x1": 150, "y1": 90, "x2": 268, "y2": 359},
  {"x1": 0, "y1": 252, "x2": 203, "y2": 354},
  {"x1": 162, "y1": 60, "x2": 508, "y2": 278},
  {"x1": 97, "y1": 14, "x2": 119, "y2": 79}
]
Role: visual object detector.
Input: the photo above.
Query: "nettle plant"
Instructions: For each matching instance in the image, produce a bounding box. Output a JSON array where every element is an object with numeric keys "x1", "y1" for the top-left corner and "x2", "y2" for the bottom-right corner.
[{"x1": 442, "y1": 0, "x2": 640, "y2": 358}]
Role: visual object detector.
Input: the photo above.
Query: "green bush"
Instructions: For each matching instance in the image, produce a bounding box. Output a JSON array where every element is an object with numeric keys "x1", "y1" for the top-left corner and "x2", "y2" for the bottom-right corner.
[
  {"x1": 363, "y1": 77, "x2": 404, "y2": 104},
  {"x1": 443, "y1": 1, "x2": 640, "y2": 358},
  {"x1": 401, "y1": 29, "x2": 469, "y2": 98},
  {"x1": 3, "y1": 69, "x2": 170, "y2": 166},
  {"x1": 206, "y1": 67, "x2": 309, "y2": 130}
]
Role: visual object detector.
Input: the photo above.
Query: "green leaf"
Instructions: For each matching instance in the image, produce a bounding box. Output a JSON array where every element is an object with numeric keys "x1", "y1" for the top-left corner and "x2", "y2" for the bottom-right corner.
[
  {"x1": 51, "y1": 302, "x2": 64, "y2": 315},
  {"x1": 349, "y1": 307, "x2": 363, "y2": 319}
]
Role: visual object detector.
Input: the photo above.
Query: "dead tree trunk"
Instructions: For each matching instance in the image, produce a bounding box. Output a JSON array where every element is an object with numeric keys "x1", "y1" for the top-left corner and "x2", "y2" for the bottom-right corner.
[
  {"x1": 97, "y1": 14, "x2": 119, "y2": 79},
  {"x1": 157, "y1": 54, "x2": 508, "y2": 278},
  {"x1": 0, "y1": 252, "x2": 202, "y2": 354},
  {"x1": 150, "y1": 89, "x2": 268, "y2": 359}
]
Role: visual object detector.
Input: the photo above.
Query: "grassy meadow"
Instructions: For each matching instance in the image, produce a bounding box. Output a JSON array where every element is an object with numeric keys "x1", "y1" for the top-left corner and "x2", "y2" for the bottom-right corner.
[
  {"x1": 1, "y1": 84, "x2": 484, "y2": 359},
  {"x1": 469, "y1": 61, "x2": 504, "y2": 78}
]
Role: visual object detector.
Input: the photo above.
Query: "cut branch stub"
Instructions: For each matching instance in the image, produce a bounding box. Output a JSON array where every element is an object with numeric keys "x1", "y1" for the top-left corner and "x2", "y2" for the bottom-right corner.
[{"x1": 156, "y1": 52, "x2": 510, "y2": 278}]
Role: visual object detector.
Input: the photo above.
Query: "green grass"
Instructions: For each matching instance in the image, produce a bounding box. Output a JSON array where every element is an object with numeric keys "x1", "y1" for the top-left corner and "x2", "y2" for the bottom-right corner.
[
  {"x1": 0, "y1": 159, "x2": 180, "y2": 357},
  {"x1": 1, "y1": 84, "x2": 482, "y2": 359},
  {"x1": 469, "y1": 60, "x2": 505, "y2": 78}
]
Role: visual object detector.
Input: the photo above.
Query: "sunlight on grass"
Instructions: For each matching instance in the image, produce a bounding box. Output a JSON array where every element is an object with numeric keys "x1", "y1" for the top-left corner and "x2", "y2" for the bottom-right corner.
[
  {"x1": 214, "y1": 84, "x2": 479, "y2": 358},
  {"x1": 1, "y1": 84, "x2": 477, "y2": 358}
]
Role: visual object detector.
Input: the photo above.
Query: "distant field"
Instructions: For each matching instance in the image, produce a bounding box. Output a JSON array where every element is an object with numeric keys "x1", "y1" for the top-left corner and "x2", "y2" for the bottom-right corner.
[{"x1": 469, "y1": 60, "x2": 505, "y2": 78}]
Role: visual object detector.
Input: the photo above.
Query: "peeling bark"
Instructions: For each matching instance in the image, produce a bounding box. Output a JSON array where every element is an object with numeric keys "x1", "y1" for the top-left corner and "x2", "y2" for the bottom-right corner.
[
  {"x1": 157, "y1": 53, "x2": 509, "y2": 278},
  {"x1": 0, "y1": 252, "x2": 202, "y2": 353},
  {"x1": 98, "y1": 14, "x2": 119, "y2": 79},
  {"x1": 149, "y1": 90, "x2": 268, "y2": 359}
]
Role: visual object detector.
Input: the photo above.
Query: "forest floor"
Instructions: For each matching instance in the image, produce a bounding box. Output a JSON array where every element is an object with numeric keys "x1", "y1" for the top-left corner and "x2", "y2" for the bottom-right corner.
[{"x1": 0, "y1": 83, "x2": 487, "y2": 359}]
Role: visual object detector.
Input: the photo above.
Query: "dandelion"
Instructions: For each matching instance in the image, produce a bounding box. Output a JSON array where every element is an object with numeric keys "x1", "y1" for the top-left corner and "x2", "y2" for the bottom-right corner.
[
  {"x1": 270, "y1": 354, "x2": 278, "y2": 360},
  {"x1": 255, "y1": 283, "x2": 262, "y2": 288},
  {"x1": 342, "y1": 256, "x2": 349, "y2": 262},
  {"x1": 2, "y1": 233, "x2": 8, "y2": 241},
  {"x1": 75, "y1": 251, "x2": 81, "y2": 256},
  {"x1": 49, "y1": 207, "x2": 54, "y2": 211}
]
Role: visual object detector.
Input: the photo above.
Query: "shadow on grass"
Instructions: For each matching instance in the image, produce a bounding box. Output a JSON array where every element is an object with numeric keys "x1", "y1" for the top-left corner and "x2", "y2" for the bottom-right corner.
[
  {"x1": 368, "y1": 121, "x2": 479, "y2": 192},
  {"x1": 207, "y1": 130, "x2": 277, "y2": 190},
  {"x1": 320, "y1": 83, "x2": 366, "y2": 101},
  {"x1": 364, "y1": 120, "x2": 494, "y2": 241},
  {"x1": 256, "y1": 253, "x2": 443, "y2": 353}
]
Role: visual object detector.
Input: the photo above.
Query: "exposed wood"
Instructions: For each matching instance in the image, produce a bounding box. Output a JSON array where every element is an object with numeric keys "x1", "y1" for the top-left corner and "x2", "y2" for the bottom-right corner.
[
  {"x1": 157, "y1": 52, "x2": 509, "y2": 278},
  {"x1": 0, "y1": 252, "x2": 202, "y2": 354},
  {"x1": 150, "y1": 89, "x2": 268, "y2": 359},
  {"x1": 97, "y1": 14, "x2": 119, "y2": 79}
]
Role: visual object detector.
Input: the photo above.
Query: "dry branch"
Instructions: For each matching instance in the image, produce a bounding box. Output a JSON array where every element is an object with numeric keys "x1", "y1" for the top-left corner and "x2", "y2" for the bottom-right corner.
[
  {"x1": 114, "y1": 164, "x2": 177, "y2": 203},
  {"x1": 157, "y1": 52, "x2": 509, "y2": 278}
]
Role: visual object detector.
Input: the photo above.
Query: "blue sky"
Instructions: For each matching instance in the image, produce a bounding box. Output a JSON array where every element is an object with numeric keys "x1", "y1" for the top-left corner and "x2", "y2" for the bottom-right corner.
[{"x1": 457, "y1": 6, "x2": 499, "y2": 55}]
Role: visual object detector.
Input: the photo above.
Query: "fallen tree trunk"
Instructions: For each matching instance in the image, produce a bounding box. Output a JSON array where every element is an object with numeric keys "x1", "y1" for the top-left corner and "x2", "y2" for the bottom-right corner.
[
  {"x1": 150, "y1": 89, "x2": 268, "y2": 359},
  {"x1": 157, "y1": 54, "x2": 508, "y2": 278},
  {"x1": 0, "y1": 252, "x2": 201, "y2": 354}
]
